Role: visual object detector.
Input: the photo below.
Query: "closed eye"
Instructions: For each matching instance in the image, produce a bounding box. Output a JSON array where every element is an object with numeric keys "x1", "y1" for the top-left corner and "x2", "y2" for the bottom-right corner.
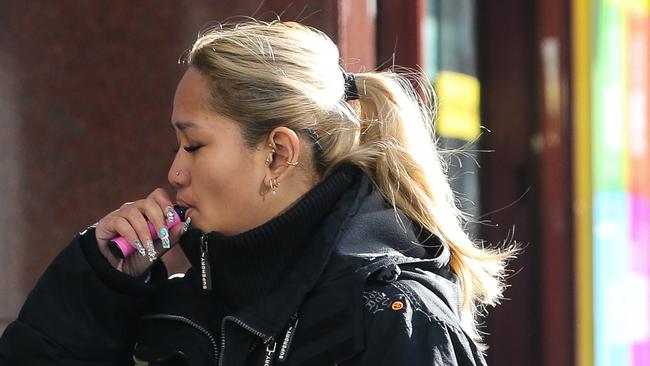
[
  {"x1": 184, "y1": 145, "x2": 203, "y2": 153},
  {"x1": 172, "y1": 145, "x2": 203, "y2": 153}
]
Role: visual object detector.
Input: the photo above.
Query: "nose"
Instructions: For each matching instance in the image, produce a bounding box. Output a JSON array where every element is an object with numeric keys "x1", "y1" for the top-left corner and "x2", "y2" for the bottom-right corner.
[{"x1": 168, "y1": 160, "x2": 190, "y2": 188}]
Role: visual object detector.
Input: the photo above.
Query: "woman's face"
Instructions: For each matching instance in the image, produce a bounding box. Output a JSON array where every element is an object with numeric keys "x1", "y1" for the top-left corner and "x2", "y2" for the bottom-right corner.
[{"x1": 168, "y1": 68, "x2": 270, "y2": 235}]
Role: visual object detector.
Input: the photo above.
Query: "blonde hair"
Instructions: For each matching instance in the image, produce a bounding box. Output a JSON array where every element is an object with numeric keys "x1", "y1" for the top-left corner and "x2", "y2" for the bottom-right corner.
[{"x1": 182, "y1": 20, "x2": 515, "y2": 344}]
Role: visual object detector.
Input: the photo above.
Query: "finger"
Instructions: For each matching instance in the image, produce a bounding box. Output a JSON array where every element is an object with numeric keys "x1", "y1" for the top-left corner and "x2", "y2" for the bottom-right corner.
[
  {"x1": 169, "y1": 217, "x2": 191, "y2": 244},
  {"x1": 119, "y1": 205, "x2": 152, "y2": 258},
  {"x1": 140, "y1": 198, "x2": 171, "y2": 250},
  {"x1": 112, "y1": 216, "x2": 151, "y2": 261},
  {"x1": 95, "y1": 207, "x2": 131, "y2": 242},
  {"x1": 148, "y1": 188, "x2": 174, "y2": 226},
  {"x1": 148, "y1": 188, "x2": 174, "y2": 211}
]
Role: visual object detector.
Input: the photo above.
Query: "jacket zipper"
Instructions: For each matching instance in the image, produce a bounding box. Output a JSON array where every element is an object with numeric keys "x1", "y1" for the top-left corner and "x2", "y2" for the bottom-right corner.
[
  {"x1": 141, "y1": 314, "x2": 219, "y2": 365},
  {"x1": 277, "y1": 313, "x2": 299, "y2": 362},
  {"x1": 219, "y1": 316, "x2": 273, "y2": 366},
  {"x1": 218, "y1": 314, "x2": 300, "y2": 366},
  {"x1": 200, "y1": 234, "x2": 212, "y2": 291},
  {"x1": 262, "y1": 339, "x2": 278, "y2": 366}
]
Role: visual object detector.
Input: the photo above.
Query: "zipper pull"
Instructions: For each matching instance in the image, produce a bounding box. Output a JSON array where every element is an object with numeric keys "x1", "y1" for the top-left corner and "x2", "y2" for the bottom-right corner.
[
  {"x1": 262, "y1": 338, "x2": 277, "y2": 366},
  {"x1": 200, "y1": 235, "x2": 212, "y2": 291},
  {"x1": 277, "y1": 313, "x2": 299, "y2": 362}
]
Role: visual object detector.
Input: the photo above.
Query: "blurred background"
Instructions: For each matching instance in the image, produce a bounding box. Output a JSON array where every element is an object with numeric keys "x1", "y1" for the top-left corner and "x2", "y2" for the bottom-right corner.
[{"x1": 0, "y1": 0, "x2": 648, "y2": 365}]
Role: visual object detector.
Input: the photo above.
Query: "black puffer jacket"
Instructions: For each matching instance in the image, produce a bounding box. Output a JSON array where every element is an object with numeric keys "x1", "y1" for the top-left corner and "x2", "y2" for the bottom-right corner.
[{"x1": 0, "y1": 167, "x2": 487, "y2": 366}]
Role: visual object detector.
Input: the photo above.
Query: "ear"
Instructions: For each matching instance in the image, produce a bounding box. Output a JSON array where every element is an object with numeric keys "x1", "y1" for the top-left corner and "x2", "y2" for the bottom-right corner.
[{"x1": 265, "y1": 127, "x2": 301, "y2": 184}]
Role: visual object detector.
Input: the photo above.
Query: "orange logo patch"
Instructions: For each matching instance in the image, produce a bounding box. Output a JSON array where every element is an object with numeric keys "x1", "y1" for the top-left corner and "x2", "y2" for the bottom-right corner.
[{"x1": 391, "y1": 301, "x2": 404, "y2": 311}]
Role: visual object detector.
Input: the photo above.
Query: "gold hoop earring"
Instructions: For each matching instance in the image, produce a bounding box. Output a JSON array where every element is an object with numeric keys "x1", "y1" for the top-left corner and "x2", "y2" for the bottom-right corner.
[
  {"x1": 269, "y1": 177, "x2": 279, "y2": 195},
  {"x1": 265, "y1": 143, "x2": 276, "y2": 165}
]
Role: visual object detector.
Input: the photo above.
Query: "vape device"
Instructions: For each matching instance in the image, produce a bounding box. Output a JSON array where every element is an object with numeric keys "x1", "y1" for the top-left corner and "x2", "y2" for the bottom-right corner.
[{"x1": 107, "y1": 205, "x2": 188, "y2": 259}]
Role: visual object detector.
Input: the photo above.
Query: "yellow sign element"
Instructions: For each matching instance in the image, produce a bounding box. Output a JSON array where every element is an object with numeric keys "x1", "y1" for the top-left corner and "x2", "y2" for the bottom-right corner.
[
  {"x1": 572, "y1": 1, "x2": 594, "y2": 366},
  {"x1": 434, "y1": 71, "x2": 481, "y2": 141}
]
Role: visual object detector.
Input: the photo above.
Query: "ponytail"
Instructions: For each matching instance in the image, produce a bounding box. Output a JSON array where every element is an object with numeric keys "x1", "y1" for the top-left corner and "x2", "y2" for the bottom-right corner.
[{"x1": 338, "y1": 71, "x2": 516, "y2": 345}]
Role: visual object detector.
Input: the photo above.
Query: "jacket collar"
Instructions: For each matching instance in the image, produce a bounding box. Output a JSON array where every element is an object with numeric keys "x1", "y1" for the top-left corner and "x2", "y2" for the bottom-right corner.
[
  {"x1": 179, "y1": 169, "x2": 454, "y2": 358},
  {"x1": 177, "y1": 166, "x2": 362, "y2": 333},
  {"x1": 229, "y1": 169, "x2": 368, "y2": 338}
]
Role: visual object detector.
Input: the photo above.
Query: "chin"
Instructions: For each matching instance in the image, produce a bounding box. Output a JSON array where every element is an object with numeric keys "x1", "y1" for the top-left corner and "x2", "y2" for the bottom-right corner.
[
  {"x1": 189, "y1": 217, "x2": 216, "y2": 234},
  {"x1": 188, "y1": 216, "x2": 204, "y2": 231},
  {"x1": 186, "y1": 212, "x2": 203, "y2": 231}
]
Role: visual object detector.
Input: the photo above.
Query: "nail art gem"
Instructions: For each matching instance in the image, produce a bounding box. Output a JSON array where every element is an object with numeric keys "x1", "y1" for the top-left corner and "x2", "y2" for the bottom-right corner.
[
  {"x1": 182, "y1": 217, "x2": 192, "y2": 234},
  {"x1": 134, "y1": 239, "x2": 146, "y2": 257},
  {"x1": 159, "y1": 227, "x2": 170, "y2": 249},
  {"x1": 145, "y1": 240, "x2": 156, "y2": 262},
  {"x1": 165, "y1": 207, "x2": 175, "y2": 224}
]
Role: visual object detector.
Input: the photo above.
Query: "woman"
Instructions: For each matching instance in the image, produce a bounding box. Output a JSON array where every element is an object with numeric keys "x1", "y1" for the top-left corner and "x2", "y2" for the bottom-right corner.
[{"x1": 0, "y1": 21, "x2": 513, "y2": 365}]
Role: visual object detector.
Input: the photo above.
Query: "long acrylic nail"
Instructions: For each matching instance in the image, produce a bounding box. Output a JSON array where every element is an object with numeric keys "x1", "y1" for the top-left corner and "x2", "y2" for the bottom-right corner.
[
  {"x1": 134, "y1": 239, "x2": 146, "y2": 257},
  {"x1": 159, "y1": 227, "x2": 170, "y2": 249},
  {"x1": 145, "y1": 240, "x2": 157, "y2": 262},
  {"x1": 181, "y1": 217, "x2": 192, "y2": 234},
  {"x1": 165, "y1": 206, "x2": 175, "y2": 224}
]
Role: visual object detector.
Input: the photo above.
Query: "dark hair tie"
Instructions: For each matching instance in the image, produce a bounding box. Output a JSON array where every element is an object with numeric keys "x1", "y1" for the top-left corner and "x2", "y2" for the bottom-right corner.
[{"x1": 343, "y1": 72, "x2": 359, "y2": 101}]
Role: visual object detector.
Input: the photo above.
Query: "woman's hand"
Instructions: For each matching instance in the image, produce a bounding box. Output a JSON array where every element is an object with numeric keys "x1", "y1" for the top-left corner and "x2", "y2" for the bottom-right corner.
[{"x1": 94, "y1": 188, "x2": 188, "y2": 277}]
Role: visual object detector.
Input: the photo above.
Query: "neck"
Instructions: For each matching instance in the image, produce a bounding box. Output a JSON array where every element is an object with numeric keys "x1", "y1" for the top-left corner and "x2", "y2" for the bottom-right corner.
[
  {"x1": 217, "y1": 170, "x2": 319, "y2": 236},
  {"x1": 264, "y1": 173, "x2": 318, "y2": 226}
]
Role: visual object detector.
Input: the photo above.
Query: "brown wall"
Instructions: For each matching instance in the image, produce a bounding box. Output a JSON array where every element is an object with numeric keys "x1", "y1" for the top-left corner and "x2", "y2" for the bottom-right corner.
[
  {"x1": 479, "y1": 1, "x2": 543, "y2": 361},
  {"x1": 0, "y1": 0, "x2": 375, "y2": 332}
]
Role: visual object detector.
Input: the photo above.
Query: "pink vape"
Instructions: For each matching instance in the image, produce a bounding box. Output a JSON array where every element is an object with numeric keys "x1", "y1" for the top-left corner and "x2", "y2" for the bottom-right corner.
[{"x1": 107, "y1": 205, "x2": 188, "y2": 258}]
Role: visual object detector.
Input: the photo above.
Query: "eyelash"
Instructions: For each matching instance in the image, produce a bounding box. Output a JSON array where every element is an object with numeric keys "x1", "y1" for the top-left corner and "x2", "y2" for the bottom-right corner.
[{"x1": 172, "y1": 145, "x2": 202, "y2": 154}]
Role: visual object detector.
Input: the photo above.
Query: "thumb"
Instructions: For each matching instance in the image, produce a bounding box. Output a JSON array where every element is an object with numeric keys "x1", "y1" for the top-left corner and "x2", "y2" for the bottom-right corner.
[{"x1": 169, "y1": 217, "x2": 192, "y2": 244}]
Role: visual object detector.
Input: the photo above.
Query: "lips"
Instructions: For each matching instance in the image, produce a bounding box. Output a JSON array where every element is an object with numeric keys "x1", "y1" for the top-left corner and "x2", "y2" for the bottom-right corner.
[
  {"x1": 181, "y1": 207, "x2": 194, "y2": 221},
  {"x1": 176, "y1": 198, "x2": 195, "y2": 216},
  {"x1": 176, "y1": 196, "x2": 192, "y2": 207}
]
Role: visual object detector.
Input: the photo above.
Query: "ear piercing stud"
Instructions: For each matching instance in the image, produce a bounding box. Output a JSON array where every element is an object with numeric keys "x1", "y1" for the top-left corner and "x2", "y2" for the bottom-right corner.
[{"x1": 265, "y1": 143, "x2": 275, "y2": 165}]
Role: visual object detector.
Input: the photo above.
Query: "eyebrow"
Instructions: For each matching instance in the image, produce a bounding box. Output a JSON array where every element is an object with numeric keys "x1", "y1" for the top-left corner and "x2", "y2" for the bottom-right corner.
[{"x1": 171, "y1": 121, "x2": 199, "y2": 131}]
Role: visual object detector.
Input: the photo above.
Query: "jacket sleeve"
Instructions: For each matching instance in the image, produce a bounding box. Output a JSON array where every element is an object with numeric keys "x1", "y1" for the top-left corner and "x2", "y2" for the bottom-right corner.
[
  {"x1": 0, "y1": 228, "x2": 167, "y2": 366},
  {"x1": 342, "y1": 286, "x2": 487, "y2": 366}
]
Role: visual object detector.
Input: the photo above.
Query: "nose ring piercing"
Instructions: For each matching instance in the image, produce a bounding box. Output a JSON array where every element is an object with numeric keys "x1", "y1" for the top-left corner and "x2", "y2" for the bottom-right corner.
[{"x1": 175, "y1": 170, "x2": 181, "y2": 176}]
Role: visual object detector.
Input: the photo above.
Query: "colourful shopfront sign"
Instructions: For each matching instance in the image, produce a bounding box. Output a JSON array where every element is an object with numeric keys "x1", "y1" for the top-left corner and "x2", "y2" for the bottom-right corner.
[{"x1": 590, "y1": 1, "x2": 650, "y2": 365}]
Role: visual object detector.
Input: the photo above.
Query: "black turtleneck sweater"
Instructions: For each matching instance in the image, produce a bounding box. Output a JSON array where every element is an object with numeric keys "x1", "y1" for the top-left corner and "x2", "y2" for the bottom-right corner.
[{"x1": 180, "y1": 165, "x2": 357, "y2": 310}]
